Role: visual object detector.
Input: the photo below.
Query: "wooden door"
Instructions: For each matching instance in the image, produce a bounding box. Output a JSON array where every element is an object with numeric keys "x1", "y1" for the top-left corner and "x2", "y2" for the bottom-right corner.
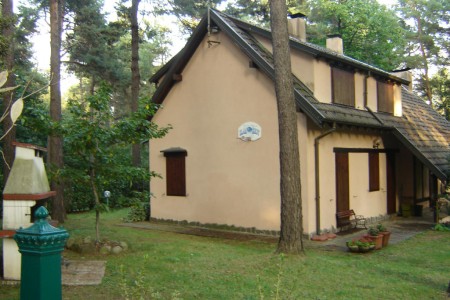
[{"x1": 335, "y1": 152, "x2": 349, "y2": 212}]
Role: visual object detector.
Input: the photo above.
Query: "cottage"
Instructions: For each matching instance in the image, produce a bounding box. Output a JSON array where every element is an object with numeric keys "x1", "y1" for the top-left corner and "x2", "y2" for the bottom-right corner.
[{"x1": 148, "y1": 9, "x2": 450, "y2": 235}]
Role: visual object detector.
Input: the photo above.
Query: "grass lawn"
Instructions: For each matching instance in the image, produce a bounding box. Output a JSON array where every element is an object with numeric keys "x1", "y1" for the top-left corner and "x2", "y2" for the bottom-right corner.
[{"x1": 1, "y1": 208, "x2": 449, "y2": 299}]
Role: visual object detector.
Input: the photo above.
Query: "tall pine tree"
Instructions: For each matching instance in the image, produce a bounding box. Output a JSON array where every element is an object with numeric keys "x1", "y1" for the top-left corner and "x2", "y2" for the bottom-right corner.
[
  {"x1": 270, "y1": 0, "x2": 304, "y2": 254},
  {"x1": 397, "y1": 0, "x2": 450, "y2": 104},
  {"x1": 1, "y1": 0, "x2": 16, "y2": 185},
  {"x1": 49, "y1": 0, "x2": 65, "y2": 222}
]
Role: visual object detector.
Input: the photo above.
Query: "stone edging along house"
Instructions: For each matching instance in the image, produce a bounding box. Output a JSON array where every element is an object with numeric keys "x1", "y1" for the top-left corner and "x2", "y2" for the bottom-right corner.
[{"x1": 148, "y1": 9, "x2": 450, "y2": 235}]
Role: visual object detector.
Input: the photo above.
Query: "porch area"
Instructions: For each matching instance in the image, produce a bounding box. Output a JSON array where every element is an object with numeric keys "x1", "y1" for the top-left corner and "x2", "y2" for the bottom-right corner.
[{"x1": 311, "y1": 207, "x2": 436, "y2": 251}]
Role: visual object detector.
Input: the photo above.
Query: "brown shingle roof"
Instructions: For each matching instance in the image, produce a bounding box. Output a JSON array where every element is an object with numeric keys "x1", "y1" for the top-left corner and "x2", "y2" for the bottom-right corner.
[
  {"x1": 150, "y1": 9, "x2": 450, "y2": 181},
  {"x1": 379, "y1": 88, "x2": 450, "y2": 179}
]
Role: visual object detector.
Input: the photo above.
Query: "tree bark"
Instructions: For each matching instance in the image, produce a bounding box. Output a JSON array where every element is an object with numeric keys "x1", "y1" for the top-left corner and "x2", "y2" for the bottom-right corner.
[
  {"x1": 415, "y1": 13, "x2": 433, "y2": 105},
  {"x1": 49, "y1": 0, "x2": 66, "y2": 222},
  {"x1": 1, "y1": 0, "x2": 16, "y2": 186},
  {"x1": 131, "y1": 0, "x2": 141, "y2": 169},
  {"x1": 269, "y1": 0, "x2": 304, "y2": 254}
]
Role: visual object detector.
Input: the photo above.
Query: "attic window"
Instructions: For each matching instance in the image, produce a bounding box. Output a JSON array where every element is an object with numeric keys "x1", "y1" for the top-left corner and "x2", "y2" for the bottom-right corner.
[
  {"x1": 331, "y1": 67, "x2": 355, "y2": 107},
  {"x1": 377, "y1": 81, "x2": 394, "y2": 114},
  {"x1": 161, "y1": 148, "x2": 187, "y2": 196}
]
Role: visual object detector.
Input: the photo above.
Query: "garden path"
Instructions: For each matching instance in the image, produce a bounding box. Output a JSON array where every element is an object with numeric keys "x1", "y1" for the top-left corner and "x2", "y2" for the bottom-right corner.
[{"x1": 120, "y1": 208, "x2": 436, "y2": 252}]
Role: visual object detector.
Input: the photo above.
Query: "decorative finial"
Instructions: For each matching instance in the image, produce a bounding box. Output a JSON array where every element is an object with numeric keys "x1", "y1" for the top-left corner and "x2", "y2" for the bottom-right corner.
[{"x1": 34, "y1": 206, "x2": 49, "y2": 221}]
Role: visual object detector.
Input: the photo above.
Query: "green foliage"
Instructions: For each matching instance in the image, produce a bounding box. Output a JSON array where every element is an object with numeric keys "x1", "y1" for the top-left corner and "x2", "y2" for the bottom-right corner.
[
  {"x1": 368, "y1": 226, "x2": 380, "y2": 236},
  {"x1": 62, "y1": 82, "x2": 169, "y2": 213},
  {"x1": 0, "y1": 13, "x2": 16, "y2": 64},
  {"x1": 14, "y1": 70, "x2": 50, "y2": 146},
  {"x1": 397, "y1": 0, "x2": 450, "y2": 66},
  {"x1": 153, "y1": 0, "x2": 224, "y2": 34},
  {"x1": 62, "y1": 82, "x2": 168, "y2": 238},
  {"x1": 94, "y1": 202, "x2": 110, "y2": 214},
  {"x1": 433, "y1": 223, "x2": 450, "y2": 232},
  {"x1": 396, "y1": 0, "x2": 450, "y2": 101},
  {"x1": 304, "y1": 0, "x2": 407, "y2": 70},
  {"x1": 123, "y1": 201, "x2": 147, "y2": 223},
  {"x1": 224, "y1": 0, "x2": 271, "y2": 26},
  {"x1": 376, "y1": 223, "x2": 387, "y2": 232},
  {"x1": 65, "y1": 178, "x2": 95, "y2": 212},
  {"x1": 223, "y1": 0, "x2": 302, "y2": 27},
  {"x1": 122, "y1": 191, "x2": 151, "y2": 222},
  {"x1": 65, "y1": 0, "x2": 127, "y2": 84},
  {"x1": 64, "y1": 1, "x2": 173, "y2": 119},
  {"x1": 0, "y1": 4, "x2": 47, "y2": 147},
  {"x1": 429, "y1": 68, "x2": 450, "y2": 120}
]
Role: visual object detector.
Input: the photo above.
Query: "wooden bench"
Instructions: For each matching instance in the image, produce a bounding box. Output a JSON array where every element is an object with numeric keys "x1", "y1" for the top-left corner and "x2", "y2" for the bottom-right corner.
[{"x1": 336, "y1": 209, "x2": 367, "y2": 232}]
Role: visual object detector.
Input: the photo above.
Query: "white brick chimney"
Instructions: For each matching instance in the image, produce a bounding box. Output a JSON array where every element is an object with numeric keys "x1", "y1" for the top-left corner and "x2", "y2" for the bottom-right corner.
[
  {"x1": 391, "y1": 68, "x2": 413, "y2": 91},
  {"x1": 326, "y1": 34, "x2": 344, "y2": 54},
  {"x1": 287, "y1": 13, "x2": 307, "y2": 42}
]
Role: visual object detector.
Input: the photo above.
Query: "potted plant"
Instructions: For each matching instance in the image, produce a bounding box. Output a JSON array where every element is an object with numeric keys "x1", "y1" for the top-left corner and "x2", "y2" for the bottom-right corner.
[
  {"x1": 347, "y1": 239, "x2": 375, "y2": 253},
  {"x1": 376, "y1": 223, "x2": 391, "y2": 247},
  {"x1": 366, "y1": 227, "x2": 383, "y2": 250},
  {"x1": 346, "y1": 240, "x2": 359, "y2": 252},
  {"x1": 358, "y1": 237, "x2": 376, "y2": 251},
  {"x1": 356, "y1": 240, "x2": 372, "y2": 253}
]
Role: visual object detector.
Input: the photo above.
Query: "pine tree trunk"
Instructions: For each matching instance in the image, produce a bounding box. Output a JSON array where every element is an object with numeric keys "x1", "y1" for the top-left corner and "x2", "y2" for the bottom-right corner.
[
  {"x1": 1, "y1": 0, "x2": 16, "y2": 186},
  {"x1": 131, "y1": 0, "x2": 141, "y2": 169},
  {"x1": 415, "y1": 14, "x2": 433, "y2": 105},
  {"x1": 49, "y1": 0, "x2": 66, "y2": 222},
  {"x1": 269, "y1": 0, "x2": 304, "y2": 254}
]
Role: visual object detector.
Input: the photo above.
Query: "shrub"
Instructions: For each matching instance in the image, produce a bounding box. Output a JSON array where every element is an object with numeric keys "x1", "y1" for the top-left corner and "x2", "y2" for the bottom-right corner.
[
  {"x1": 123, "y1": 200, "x2": 147, "y2": 222},
  {"x1": 368, "y1": 227, "x2": 380, "y2": 236}
]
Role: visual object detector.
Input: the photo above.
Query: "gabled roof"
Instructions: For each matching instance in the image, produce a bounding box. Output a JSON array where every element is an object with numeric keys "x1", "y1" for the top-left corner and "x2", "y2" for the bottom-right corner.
[
  {"x1": 380, "y1": 88, "x2": 450, "y2": 180},
  {"x1": 150, "y1": 9, "x2": 450, "y2": 181}
]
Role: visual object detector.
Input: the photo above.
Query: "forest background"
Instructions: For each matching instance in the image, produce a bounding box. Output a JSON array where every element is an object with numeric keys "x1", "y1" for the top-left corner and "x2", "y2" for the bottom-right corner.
[{"x1": 0, "y1": 0, "x2": 448, "y2": 225}]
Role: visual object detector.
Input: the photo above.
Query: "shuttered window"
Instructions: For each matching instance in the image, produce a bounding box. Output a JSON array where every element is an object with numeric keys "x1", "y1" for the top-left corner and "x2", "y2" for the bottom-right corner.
[
  {"x1": 332, "y1": 67, "x2": 355, "y2": 106},
  {"x1": 162, "y1": 148, "x2": 187, "y2": 196},
  {"x1": 377, "y1": 81, "x2": 394, "y2": 114},
  {"x1": 369, "y1": 152, "x2": 380, "y2": 191}
]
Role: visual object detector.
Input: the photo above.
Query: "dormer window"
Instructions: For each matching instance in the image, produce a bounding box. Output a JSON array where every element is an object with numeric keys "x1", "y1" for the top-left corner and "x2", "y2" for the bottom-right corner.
[
  {"x1": 331, "y1": 67, "x2": 355, "y2": 107},
  {"x1": 377, "y1": 81, "x2": 394, "y2": 114}
]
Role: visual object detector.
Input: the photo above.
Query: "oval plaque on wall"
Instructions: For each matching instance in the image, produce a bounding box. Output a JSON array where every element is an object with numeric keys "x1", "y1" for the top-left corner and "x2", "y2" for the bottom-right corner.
[{"x1": 238, "y1": 122, "x2": 262, "y2": 141}]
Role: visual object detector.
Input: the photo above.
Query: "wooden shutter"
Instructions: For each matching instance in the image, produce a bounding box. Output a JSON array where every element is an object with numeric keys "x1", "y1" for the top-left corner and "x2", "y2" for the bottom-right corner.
[
  {"x1": 336, "y1": 152, "x2": 350, "y2": 212},
  {"x1": 332, "y1": 67, "x2": 355, "y2": 106},
  {"x1": 162, "y1": 148, "x2": 187, "y2": 196},
  {"x1": 369, "y1": 152, "x2": 380, "y2": 191},
  {"x1": 377, "y1": 81, "x2": 394, "y2": 113}
]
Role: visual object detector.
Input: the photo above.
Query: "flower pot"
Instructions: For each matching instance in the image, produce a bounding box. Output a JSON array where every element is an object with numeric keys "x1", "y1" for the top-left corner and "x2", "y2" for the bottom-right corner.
[
  {"x1": 379, "y1": 231, "x2": 391, "y2": 247},
  {"x1": 366, "y1": 234, "x2": 383, "y2": 250},
  {"x1": 347, "y1": 242, "x2": 359, "y2": 253},
  {"x1": 359, "y1": 245, "x2": 371, "y2": 253},
  {"x1": 348, "y1": 245, "x2": 359, "y2": 252}
]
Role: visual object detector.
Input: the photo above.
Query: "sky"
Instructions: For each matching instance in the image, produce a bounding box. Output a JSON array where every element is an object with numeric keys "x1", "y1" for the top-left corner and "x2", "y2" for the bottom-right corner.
[{"x1": 27, "y1": 0, "x2": 399, "y2": 93}]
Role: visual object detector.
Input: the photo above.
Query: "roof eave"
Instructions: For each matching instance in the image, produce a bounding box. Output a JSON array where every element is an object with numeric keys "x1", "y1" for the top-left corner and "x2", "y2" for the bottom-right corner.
[
  {"x1": 149, "y1": 53, "x2": 178, "y2": 84},
  {"x1": 392, "y1": 129, "x2": 448, "y2": 181},
  {"x1": 151, "y1": 18, "x2": 208, "y2": 105},
  {"x1": 228, "y1": 15, "x2": 409, "y2": 86}
]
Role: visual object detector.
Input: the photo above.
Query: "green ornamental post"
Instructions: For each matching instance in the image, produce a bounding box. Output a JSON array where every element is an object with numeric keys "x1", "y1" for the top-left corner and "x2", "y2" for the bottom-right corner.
[{"x1": 14, "y1": 206, "x2": 69, "y2": 300}]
